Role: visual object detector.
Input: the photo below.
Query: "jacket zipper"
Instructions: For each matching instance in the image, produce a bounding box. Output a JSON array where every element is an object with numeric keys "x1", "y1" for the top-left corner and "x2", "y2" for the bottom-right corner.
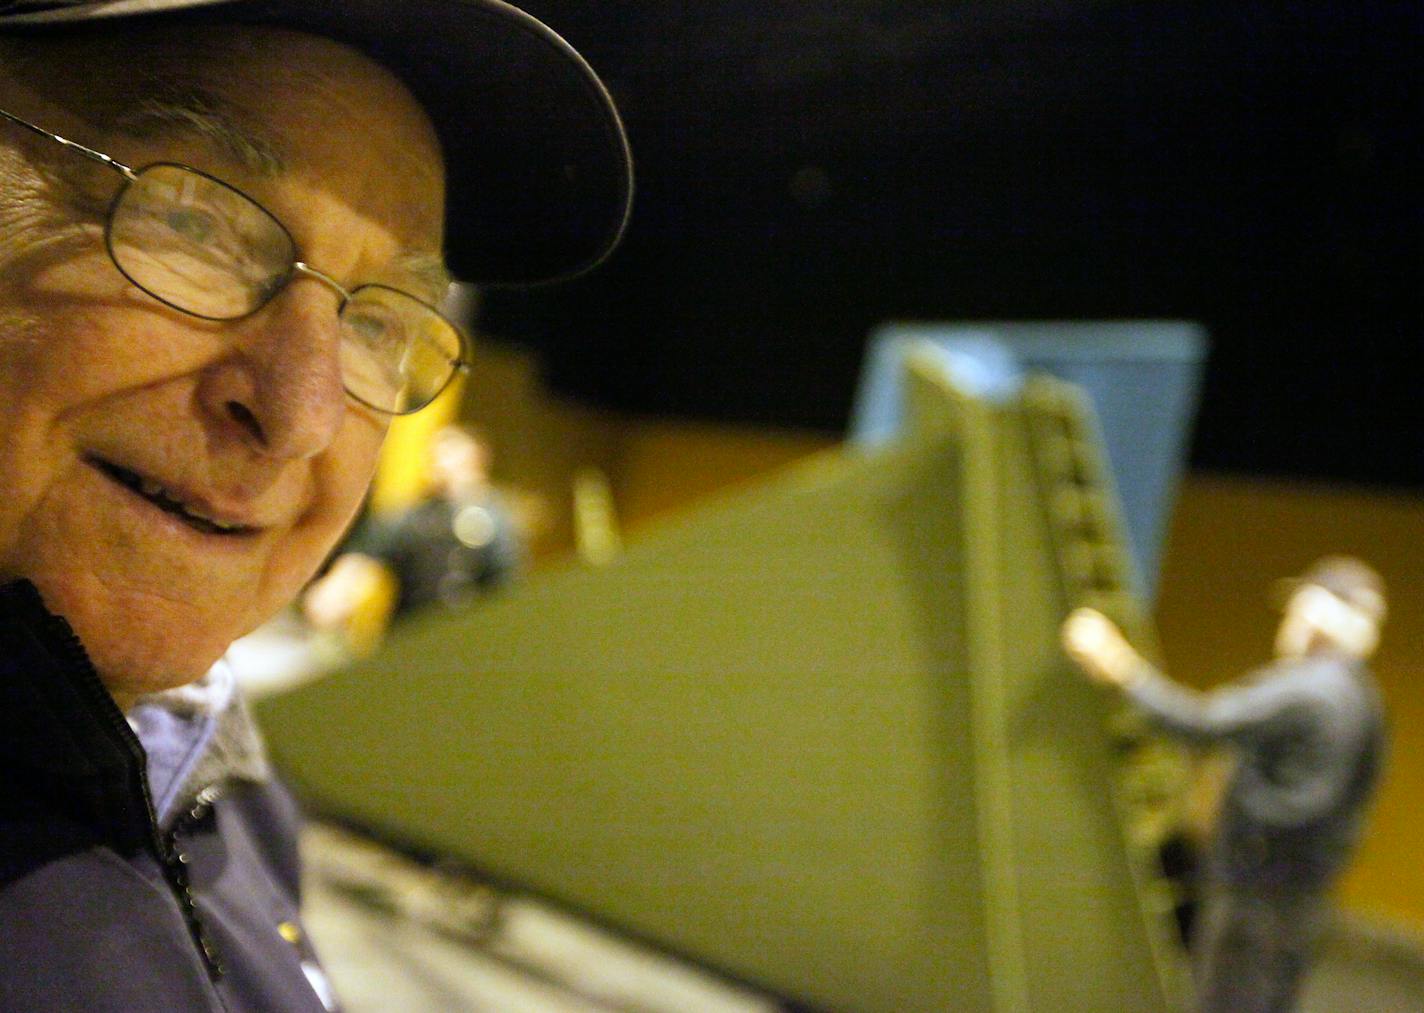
[{"x1": 39, "y1": 610, "x2": 227, "y2": 984}]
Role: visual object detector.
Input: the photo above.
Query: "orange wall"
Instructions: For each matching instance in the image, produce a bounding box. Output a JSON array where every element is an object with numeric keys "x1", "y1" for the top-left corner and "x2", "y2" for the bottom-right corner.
[
  {"x1": 448, "y1": 338, "x2": 833, "y2": 559},
  {"x1": 609, "y1": 421, "x2": 835, "y2": 529}
]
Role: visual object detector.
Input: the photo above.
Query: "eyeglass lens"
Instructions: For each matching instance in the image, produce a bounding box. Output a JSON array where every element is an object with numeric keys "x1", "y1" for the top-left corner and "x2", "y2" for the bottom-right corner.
[
  {"x1": 340, "y1": 286, "x2": 463, "y2": 415},
  {"x1": 106, "y1": 163, "x2": 460, "y2": 414}
]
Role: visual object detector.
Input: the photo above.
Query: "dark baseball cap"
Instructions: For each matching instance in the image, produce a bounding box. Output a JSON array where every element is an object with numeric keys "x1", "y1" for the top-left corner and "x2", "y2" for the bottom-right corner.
[{"x1": 0, "y1": 0, "x2": 633, "y2": 286}]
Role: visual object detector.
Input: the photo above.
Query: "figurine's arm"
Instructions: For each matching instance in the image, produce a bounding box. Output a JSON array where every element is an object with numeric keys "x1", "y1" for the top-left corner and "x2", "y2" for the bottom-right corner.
[
  {"x1": 1061, "y1": 608, "x2": 1304, "y2": 746},
  {"x1": 1060, "y1": 608, "x2": 1147, "y2": 688}
]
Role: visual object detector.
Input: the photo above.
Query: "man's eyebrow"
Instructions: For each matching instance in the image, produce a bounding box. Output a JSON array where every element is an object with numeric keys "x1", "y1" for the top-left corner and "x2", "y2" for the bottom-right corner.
[
  {"x1": 109, "y1": 92, "x2": 453, "y2": 301},
  {"x1": 112, "y1": 94, "x2": 286, "y2": 176}
]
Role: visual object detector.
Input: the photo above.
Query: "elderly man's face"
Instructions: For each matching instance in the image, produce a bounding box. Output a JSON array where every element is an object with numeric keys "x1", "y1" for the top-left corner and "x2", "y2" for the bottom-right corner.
[{"x1": 0, "y1": 31, "x2": 446, "y2": 704}]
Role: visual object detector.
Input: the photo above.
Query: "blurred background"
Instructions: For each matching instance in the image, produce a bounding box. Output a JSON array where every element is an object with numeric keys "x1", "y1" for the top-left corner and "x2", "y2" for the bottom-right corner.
[
  {"x1": 474, "y1": 0, "x2": 1424, "y2": 933},
  {"x1": 258, "y1": 3, "x2": 1423, "y2": 1009},
  {"x1": 482, "y1": 0, "x2": 1419, "y2": 488}
]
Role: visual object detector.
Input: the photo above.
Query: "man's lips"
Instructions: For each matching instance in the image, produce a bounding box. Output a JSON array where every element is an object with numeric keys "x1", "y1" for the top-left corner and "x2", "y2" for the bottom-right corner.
[{"x1": 87, "y1": 456, "x2": 259, "y2": 536}]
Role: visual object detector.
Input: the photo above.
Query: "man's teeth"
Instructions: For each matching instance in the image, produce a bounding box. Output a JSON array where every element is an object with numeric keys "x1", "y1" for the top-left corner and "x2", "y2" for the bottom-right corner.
[
  {"x1": 187, "y1": 508, "x2": 242, "y2": 532},
  {"x1": 127, "y1": 470, "x2": 241, "y2": 532}
]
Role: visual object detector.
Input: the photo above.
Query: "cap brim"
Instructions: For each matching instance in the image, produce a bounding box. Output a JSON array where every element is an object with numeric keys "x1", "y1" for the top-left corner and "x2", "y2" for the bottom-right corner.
[{"x1": 0, "y1": 0, "x2": 633, "y2": 286}]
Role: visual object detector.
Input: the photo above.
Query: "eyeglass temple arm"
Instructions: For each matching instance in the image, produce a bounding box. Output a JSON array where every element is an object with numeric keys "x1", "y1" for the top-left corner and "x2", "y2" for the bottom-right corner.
[{"x1": 0, "y1": 107, "x2": 137, "y2": 180}]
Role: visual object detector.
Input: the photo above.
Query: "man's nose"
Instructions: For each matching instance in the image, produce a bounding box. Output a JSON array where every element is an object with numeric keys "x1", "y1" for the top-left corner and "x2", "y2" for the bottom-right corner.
[{"x1": 196, "y1": 283, "x2": 348, "y2": 459}]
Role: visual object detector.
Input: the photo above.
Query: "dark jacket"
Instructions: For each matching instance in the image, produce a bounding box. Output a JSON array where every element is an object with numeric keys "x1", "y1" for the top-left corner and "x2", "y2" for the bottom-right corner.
[
  {"x1": 0, "y1": 580, "x2": 333, "y2": 1012},
  {"x1": 1125, "y1": 652, "x2": 1386, "y2": 890}
]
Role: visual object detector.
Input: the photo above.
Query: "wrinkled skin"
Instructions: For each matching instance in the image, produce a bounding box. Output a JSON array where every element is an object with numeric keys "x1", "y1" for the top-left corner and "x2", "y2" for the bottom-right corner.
[{"x1": 0, "y1": 29, "x2": 447, "y2": 709}]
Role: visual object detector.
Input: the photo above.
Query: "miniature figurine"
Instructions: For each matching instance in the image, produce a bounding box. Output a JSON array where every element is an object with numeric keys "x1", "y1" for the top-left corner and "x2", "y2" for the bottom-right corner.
[
  {"x1": 1061, "y1": 556, "x2": 1387, "y2": 1013},
  {"x1": 362, "y1": 424, "x2": 524, "y2": 613},
  {"x1": 305, "y1": 425, "x2": 525, "y2": 640}
]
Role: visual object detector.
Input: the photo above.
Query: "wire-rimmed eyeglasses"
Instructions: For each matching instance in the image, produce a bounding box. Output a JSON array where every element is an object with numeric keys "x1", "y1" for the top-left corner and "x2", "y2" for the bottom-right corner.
[{"x1": 0, "y1": 106, "x2": 467, "y2": 416}]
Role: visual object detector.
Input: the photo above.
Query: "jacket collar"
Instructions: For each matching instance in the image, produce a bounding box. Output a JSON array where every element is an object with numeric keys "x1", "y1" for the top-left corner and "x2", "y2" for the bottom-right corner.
[
  {"x1": 0, "y1": 579, "x2": 155, "y2": 853},
  {"x1": 130, "y1": 661, "x2": 273, "y2": 827},
  {"x1": 0, "y1": 579, "x2": 275, "y2": 848}
]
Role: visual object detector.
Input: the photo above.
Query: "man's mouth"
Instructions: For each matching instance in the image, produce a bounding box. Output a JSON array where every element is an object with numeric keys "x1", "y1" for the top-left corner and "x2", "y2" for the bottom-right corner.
[{"x1": 90, "y1": 458, "x2": 254, "y2": 537}]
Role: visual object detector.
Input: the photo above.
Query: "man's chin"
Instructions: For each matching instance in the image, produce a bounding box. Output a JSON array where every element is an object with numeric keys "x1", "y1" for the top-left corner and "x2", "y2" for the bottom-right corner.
[
  {"x1": 84, "y1": 629, "x2": 230, "y2": 707},
  {"x1": 26, "y1": 574, "x2": 240, "y2": 704}
]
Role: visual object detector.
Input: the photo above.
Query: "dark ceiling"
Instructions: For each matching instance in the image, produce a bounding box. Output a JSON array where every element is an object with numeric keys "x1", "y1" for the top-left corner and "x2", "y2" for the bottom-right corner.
[{"x1": 481, "y1": 1, "x2": 1421, "y2": 488}]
